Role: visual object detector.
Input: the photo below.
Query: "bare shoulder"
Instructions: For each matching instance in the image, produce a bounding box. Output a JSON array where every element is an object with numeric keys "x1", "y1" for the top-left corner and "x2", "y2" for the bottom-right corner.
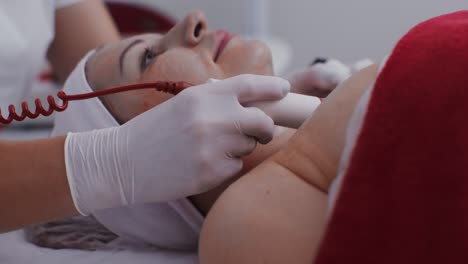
[
  {"x1": 199, "y1": 65, "x2": 379, "y2": 264},
  {"x1": 275, "y1": 64, "x2": 380, "y2": 188}
]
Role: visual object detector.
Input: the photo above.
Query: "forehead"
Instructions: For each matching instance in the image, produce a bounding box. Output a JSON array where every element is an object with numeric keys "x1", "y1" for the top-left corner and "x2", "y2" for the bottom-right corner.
[{"x1": 95, "y1": 33, "x2": 163, "y2": 60}]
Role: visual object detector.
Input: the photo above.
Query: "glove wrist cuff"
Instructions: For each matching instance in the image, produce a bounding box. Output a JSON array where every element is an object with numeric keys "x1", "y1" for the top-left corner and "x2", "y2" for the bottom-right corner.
[{"x1": 65, "y1": 128, "x2": 129, "y2": 215}]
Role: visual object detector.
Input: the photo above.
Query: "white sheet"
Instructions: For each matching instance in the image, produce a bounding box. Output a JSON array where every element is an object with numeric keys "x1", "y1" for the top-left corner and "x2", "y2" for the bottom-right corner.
[{"x1": 0, "y1": 230, "x2": 198, "y2": 264}]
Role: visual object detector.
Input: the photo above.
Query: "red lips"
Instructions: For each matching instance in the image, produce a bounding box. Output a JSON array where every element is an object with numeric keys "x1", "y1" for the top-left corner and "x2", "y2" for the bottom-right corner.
[{"x1": 214, "y1": 30, "x2": 235, "y2": 62}]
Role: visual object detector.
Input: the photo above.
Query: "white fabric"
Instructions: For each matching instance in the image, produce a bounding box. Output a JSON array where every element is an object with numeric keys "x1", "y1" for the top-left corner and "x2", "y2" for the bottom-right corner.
[
  {"x1": 0, "y1": 0, "x2": 80, "y2": 110},
  {"x1": 53, "y1": 51, "x2": 203, "y2": 250},
  {"x1": 0, "y1": 230, "x2": 198, "y2": 264}
]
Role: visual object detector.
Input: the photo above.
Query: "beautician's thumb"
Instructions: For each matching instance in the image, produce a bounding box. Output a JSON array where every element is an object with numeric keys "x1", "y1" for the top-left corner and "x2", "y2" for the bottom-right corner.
[{"x1": 214, "y1": 74, "x2": 290, "y2": 104}]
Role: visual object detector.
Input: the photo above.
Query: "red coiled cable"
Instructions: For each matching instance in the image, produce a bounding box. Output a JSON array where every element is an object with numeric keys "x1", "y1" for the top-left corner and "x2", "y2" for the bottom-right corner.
[{"x1": 0, "y1": 81, "x2": 193, "y2": 125}]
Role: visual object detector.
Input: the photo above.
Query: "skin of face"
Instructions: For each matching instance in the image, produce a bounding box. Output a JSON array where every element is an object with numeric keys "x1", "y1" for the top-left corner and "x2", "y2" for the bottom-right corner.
[{"x1": 85, "y1": 10, "x2": 274, "y2": 123}]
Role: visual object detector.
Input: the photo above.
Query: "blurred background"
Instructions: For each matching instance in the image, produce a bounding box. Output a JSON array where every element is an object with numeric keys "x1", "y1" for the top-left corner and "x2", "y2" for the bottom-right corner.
[{"x1": 108, "y1": 0, "x2": 466, "y2": 70}]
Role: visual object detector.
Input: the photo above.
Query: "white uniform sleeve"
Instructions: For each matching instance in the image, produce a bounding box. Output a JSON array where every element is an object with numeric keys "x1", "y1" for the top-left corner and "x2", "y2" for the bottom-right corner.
[{"x1": 54, "y1": 0, "x2": 82, "y2": 9}]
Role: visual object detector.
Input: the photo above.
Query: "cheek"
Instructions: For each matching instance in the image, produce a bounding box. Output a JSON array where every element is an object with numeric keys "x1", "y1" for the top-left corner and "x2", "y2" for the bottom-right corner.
[
  {"x1": 143, "y1": 50, "x2": 219, "y2": 84},
  {"x1": 139, "y1": 50, "x2": 220, "y2": 110},
  {"x1": 141, "y1": 91, "x2": 172, "y2": 112},
  {"x1": 218, "y1": 39, "x2": 274, "y2": 77}
]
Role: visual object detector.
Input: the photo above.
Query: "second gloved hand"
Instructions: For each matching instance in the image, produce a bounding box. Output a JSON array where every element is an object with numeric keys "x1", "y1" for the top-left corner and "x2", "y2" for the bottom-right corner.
[
  {"x1": 286, "y1": 59, "x2": 351, "y2": 98},
  {"x1": 65, "y1": 74, "x2": 290, "y2": 215}
]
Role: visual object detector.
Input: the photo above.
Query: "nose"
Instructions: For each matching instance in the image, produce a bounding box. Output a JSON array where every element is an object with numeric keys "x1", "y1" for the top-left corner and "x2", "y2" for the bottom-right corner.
[
  {"x1": 183, "y1": 10, "x2": 208, "y2": 45},
  {"x1": 164, "y1": 10, "x2": 208, "y2": 48}
]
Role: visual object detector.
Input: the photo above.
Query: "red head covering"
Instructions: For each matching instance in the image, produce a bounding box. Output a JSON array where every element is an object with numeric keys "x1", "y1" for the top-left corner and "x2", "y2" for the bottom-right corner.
[{"x1": 317, "y1": 11, "x2": 468, "y2": 263}]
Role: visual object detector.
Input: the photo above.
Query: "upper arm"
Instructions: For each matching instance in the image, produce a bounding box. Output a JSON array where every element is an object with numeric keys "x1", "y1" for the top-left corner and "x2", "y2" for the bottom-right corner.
[
  {"x1": 48, "y1": 0, "x2": 119, "y2": 83},
  {"x1": 199, "y1": 160, "x2": 328, "y2": 264},
  {"x1": 199, "y1": 65, "x2": 379, "y2": 264}
]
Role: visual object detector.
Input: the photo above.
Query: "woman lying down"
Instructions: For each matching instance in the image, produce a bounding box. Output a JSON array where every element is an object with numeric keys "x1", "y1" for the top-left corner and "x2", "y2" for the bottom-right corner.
[
  {"x1": 28, "y1": 10, "x2": 468, "y2": 262},
  {"x1": 25, "y1": 10, "x2": 350, "y2": 250}
]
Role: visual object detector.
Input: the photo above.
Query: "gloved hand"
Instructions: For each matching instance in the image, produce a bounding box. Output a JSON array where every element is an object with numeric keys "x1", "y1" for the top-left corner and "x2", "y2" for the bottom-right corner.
[
  {"x1": 286, "y1": 59, "x2": 351, "y2": 97},
  {"x1": 287, "y1": 58, "x2": 374, "y2": 98},
  {"x1": 64, "y1": 74, "x2": 290, "y2": 215}
]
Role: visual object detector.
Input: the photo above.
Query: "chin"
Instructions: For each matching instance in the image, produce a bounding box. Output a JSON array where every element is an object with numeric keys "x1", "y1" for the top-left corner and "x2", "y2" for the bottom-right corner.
[
  {"x1": 246, "y1": 39, "x2": 274, "y2": 75},
  {"x1": 220, "y1": 39, "x2": 274, "y2": 76}
]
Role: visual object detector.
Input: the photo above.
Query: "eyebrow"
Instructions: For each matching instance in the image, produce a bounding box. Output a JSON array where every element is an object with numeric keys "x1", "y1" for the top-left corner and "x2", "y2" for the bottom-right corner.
[{"x1": 119, "y1": 39, "x2": 144, "y2": 75}]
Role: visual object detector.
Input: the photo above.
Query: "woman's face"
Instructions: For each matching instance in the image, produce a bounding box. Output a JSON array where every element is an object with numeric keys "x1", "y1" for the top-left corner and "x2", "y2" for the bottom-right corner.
[{"x1": 86, "y1": 10, "x2": 274, "y2": 122}]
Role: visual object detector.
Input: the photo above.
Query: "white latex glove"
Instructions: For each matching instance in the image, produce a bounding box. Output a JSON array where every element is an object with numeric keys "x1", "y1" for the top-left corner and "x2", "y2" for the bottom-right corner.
[
  {"x1": 64, "y1": 74, "x2": 290, "y2": 215},
  {"x1": 287, "y1": 58, "x2": 374, "y2": 98},
  {"x1": 287, "y1": 59, "x2": 351, "y2": 97}
]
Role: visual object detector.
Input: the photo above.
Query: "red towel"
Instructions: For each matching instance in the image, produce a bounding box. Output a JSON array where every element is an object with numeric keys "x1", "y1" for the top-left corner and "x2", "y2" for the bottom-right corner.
[{"x1": 316, "y1": 11, "x2": 468, "y2": 263}]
